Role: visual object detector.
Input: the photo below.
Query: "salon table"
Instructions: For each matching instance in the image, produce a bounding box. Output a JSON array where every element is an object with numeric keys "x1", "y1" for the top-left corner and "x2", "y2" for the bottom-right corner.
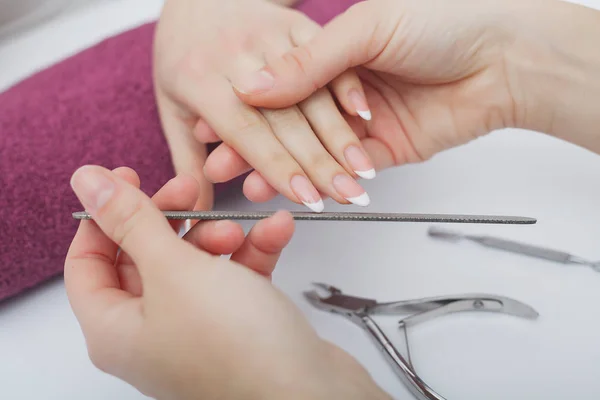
[{"x1": 1, "y1": 0, "x2": 599, "y2": 398}]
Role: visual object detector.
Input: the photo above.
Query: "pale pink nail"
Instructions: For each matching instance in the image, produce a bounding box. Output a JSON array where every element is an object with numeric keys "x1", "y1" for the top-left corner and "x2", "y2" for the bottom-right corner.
[
  {"x1": 290, "y1": 175, "x2": 324, "y2": 212},
  {"x1": 70, "y1": 166, "x2": 115, "y2": 213},
  {"x1": 333, "y1": 174, "x2": 370, "y2": 207},
  {"x1": 232, "y1": 68, "x2": 275, "y2": 94},
  {"x1": 348, "y1": 89, "x2": 371, "y2": 121},
  {"x1": 344, "y1": 145, "x2": 376, "y2": 180}
]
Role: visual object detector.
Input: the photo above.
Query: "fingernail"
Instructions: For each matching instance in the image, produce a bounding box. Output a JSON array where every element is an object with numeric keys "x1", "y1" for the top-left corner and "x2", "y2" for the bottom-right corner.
[
  {"x1": 232, "y1": 68, "x2": 275, "y2": 95},
  {"x1": 348, "y1": 89, "x2": 371, "y2": 121},
  {"x1": 344, "y1": 145, "x2": 376, "y2": 180},
  {"x1": 332, "y1": 175, "x2": 370, "y2": 207},
  {"x1": 70, "y1": 166, "x2": 115, "y2": 213},
  {"x1": 290, "y1": 175, "x2": 324, "y2": 213}
]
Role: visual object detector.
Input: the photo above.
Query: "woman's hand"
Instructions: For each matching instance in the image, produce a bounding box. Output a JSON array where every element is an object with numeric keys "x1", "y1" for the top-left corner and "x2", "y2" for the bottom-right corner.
[
  {"x1": 230, "y1": 0, "x2": 600, "y2": 169},
  {"x1": 153, "y1": 0, "x2": 375, "y2": 213},
  {"x1": 226, "y1": 0, "x2": 517, "y2": 171},
  {"x1": 64, "y1": 165, "x2": 390, "y2": 400}
]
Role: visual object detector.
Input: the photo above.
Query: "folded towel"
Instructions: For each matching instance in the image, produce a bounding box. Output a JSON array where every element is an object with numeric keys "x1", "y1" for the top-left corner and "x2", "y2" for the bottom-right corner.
[{"x1": 0, "y1": 0, "x2": 361, "y2": 303}]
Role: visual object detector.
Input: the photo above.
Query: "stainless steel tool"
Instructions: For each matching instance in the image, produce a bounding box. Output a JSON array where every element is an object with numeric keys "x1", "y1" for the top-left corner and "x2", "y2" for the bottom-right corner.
[
  {"x1": 428, "y1": 226, "x2": 600, "y2": 272},
  {"x1": 72, "y1": 210, "x2": 537, "y2": 224},
  {"x1": 304, "y1": 283, "x2": 539, "y2": 400}
]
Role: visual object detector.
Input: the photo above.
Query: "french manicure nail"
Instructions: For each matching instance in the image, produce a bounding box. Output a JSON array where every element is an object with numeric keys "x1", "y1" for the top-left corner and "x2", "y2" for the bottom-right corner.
[
  {"x1": 348, "y1": 89, "x2": 371, "y2": 121},
  {"x1": 332, "y1": 174, "x2": 370, "y2": 207},
  {"x1": 232, "y1": 68, "x2": 275, "y2": 95},
  {"x1": 70, "y1": 166, "x2": 115, "y2": 213},
  {"x1": 344, "y1": 145, "x2": 376, "y2": 180},
  {"x1": 290, "y1": 175, "x2": 324, "y2": 212}
]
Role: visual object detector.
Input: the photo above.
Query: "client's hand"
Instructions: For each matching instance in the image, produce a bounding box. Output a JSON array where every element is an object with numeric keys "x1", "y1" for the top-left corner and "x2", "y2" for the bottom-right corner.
[
  {"x1": 154, "y1": 0, "x2": 375, "y2": 213},
  {"x1": 231, "y1": 0, "x2": 532, "y2": 171},
  {"x1": 65, "y1": 165, "x2": 390, "y2": 400}
]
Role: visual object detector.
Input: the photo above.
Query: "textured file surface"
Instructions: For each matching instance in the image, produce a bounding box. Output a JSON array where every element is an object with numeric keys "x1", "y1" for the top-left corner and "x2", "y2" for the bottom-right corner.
[{"x1": 72, "y1": 211, "x2": 537, "y2": 224}]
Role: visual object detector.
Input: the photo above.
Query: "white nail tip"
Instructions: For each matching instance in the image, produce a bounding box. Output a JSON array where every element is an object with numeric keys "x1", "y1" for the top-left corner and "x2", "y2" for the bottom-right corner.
[
  {"x1": 357, "y1": 110, "x2": 372, "y2": 121},
  {"x1": 303, "y1": 199, "x2": 325, "y2": 213},
  {"x1": 355, "y1": 169, "x2": 376, "y2": 180},
  {"x1": 346, "y1": 192, "x2": 370, "y2": 207}
]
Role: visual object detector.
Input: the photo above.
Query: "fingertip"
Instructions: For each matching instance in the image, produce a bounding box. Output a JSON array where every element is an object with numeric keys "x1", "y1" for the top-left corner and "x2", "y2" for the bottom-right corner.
[
  {"x1": 330, "y1": 70, "x2": 371, "y2": 122},
  {"x1": 193, "y1": 119, "x2": 221, "y2": 143},
  {"x1": 273, "y1": 210, "x2": 295, "y2": 244},
  {"x1": 243, "y1": 172, "x2": 279, "y2": 203},
  {"x1": 169, "y1": 174, "x2": 201, "y2": 197},
  {"x1": 212, "y1": 220, "x2": 246, "y2": 254},
  {"x1": 110, "y1": 167, "x2": 141, "y2": 190},
  {"x1": 231, "y1": 64, "x2": 317, "y2": 109},
  {"x1": 204, "y1": 144, "x2": 252, "y2": 183},
  {"x1": 253, "y1": 210, "x2": 295, "y2": 252},
  {"x1": 271, "y1": 210, "x2": 295, "y2": 234},
  {"x1": 186, "y1": 220, "x2": 246, "y2": 255}
]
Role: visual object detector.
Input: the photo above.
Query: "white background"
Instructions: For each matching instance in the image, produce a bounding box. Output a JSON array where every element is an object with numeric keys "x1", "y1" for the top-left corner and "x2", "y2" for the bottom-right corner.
[{"x1": 1, "y1": 0, "x2": 599, "y2": 399}]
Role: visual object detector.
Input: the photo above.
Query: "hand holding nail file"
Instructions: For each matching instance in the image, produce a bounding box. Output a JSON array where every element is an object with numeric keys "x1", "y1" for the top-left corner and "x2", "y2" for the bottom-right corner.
[{"x1": 73, "y1": 210, "x2": 536, "y2": 224}]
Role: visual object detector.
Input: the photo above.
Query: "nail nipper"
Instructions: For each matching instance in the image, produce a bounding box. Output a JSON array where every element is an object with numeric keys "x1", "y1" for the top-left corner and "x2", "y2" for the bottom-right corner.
[{"x1": 304, "y1": 283, "x2": 539, "y2": 400}]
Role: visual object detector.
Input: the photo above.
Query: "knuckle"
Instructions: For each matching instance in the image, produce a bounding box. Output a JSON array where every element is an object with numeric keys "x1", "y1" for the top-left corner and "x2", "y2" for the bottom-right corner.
[
  {"x1": 307, "y1": 151, "x2": 336, "y2": 172},
  {"x1": 265, "y1": 107, "x2": 305, "y2": 131},
  {"x1": 290, "y1": 22, "x2": 320, "y2": 46},
  {"x1": 178, "y1": 53, "x2": 212, "y2": 82},
  {"x1": 231, "y1": 109, "x2": 266, "y2": 136},
  {"x1": 265, "y1": 149, "x2": 293, "y2": 168},
  {"x1": 282, "y1": 47, "x2": 319, "y2": 93}
]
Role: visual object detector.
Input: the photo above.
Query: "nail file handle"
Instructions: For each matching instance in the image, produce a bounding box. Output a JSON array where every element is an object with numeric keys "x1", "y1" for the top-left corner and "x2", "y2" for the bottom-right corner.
[{"x1": 471, "y1": 236, "x2": 574, "y2": 263}]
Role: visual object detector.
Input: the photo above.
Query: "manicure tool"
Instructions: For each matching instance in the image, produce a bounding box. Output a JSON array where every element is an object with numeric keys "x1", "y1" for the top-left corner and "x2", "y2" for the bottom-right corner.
[
  {"x1": 428, "y1": 226, "x2": 600, "y2": 272},
  {"x1": 72, "y1": 210, "x2": 537, "y2": 224},
  {"x1": 304, "y1": 283, "x2": 539, "y2": 400}
]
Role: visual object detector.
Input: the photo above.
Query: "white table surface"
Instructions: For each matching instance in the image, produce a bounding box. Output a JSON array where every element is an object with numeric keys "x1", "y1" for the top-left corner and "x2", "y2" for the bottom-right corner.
[{"x1": 1, "y1": 0, "x2": 600, "y2": 399}]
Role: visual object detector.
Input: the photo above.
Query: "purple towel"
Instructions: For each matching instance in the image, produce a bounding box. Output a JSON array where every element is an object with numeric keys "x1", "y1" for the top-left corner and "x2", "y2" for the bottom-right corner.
[{"x1": 0, "y1": 0, "x2": 361, "y2": 303}]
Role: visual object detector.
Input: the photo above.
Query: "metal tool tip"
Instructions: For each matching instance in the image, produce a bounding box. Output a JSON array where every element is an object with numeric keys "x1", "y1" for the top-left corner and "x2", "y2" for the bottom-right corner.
[
  {"x1": 303, "y1": 290, "x2": 332, "y2": 310},
  {"x1": 72, "y1": 211, "x2": 91, "y2": 220},
  {"x1": 522, "y1": 307, "x2": 540, "y2": 320},
  {"x1": 311, "y1": 282, "x2": 340, "y2": 295},
  {"x1": 501, "y1": 298, "x2": 541, "y2": 320}
]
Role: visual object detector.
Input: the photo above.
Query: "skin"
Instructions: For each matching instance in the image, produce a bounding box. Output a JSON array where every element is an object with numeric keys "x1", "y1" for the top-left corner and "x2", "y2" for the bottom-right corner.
[
  {"x1": 65, "y1": 165, "x2": 391, "y2": 400},
  {"x1": 66, "y1": 0, "x2": 600, "y2": 398},
  {"x1": 153, "y1": 0, "x2": 374, "y2": 212},
  {"x1": 223, "y1": 0, "x2": 600, "y2": 182}
]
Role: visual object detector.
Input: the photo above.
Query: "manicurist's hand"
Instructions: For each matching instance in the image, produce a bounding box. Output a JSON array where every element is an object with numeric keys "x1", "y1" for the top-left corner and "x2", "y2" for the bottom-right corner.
[
  {"x1": 64, "y1": 165, "x2": 391, "y2": 400},
  {"x1": 154, "y1": 0, "x2": 376, "y2": 213},
  {"x1": 231, "y1": 0, "x2": 600, "y2": 169}
]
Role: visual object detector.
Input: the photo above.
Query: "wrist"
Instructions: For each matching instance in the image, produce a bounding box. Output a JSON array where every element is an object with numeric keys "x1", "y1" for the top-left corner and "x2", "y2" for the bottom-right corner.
[
  {"x1": 502, "y1": 0, "x2": 600, "y2": 152},
  {"x1": 256, "y1": 344, "x2": 392, "y2": 400},
  {"x1": 157, "y1": 341, "x2": 390, "y2": 400}
]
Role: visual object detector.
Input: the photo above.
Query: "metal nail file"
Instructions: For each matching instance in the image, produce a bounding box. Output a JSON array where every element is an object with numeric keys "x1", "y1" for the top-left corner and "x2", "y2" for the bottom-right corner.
[{"x1": 72, "y1": 210, "x2": 536, "y2": 224}]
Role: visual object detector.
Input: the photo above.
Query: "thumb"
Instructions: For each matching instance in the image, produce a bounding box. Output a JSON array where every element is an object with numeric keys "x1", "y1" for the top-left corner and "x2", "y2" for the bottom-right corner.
[
  {"x1": 231, "y1": 1, "x2": 387, "y2": 108},
  {"x1": 70, "y1": 165, "x2": 200, "y2": 279}
]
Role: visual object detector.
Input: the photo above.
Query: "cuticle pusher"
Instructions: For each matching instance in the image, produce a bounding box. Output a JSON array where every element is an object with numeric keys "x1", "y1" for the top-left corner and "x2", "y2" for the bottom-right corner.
[{"x1": 428, "y1": 226, "x2": 600, "y2": 272}]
